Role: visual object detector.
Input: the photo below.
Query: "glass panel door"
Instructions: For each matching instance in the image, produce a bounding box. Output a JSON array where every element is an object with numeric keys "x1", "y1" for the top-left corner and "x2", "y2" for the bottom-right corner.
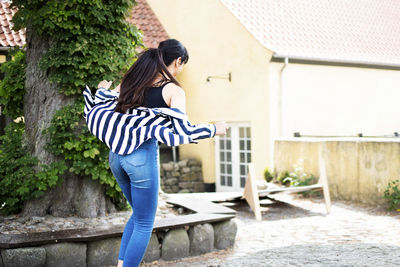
[
  {"x1": 218, "y1": 128, "x2": 232, "y2": 187},
  {"x1": 239, "y1": 127, "x2": 251, "y2": 188},
  {"x1": 215, "y1": 123, "x2": 252, "y2": 192}
]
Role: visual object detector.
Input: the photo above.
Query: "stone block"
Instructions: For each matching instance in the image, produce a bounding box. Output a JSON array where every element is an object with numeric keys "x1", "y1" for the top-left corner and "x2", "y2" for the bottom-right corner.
[
  {"x1": 143, "y1": 233, "x2": 161, "y2": 262},
  {"x1": 161, "y1": 228, "x2": 189, "y2": 261},
  {"x1": 178, "y1": 182, "x2": 193, "y2": 189},
  {"x1": 171, "y1": 171, "x2": 180, "y2": 177},
  {"x1": 164, "y1": 188, "x2": 174, "y2": 193},
  {"x1": 165, "y1": 178, "x2": 178, "y2": 185},
  {"x1": 213, "y1": 219, "x2": 238, "y2": 249},
  {"x1": 187, "y1": 159, "x2": 201, "y2": 167},
  {"x1": 178, "y1": 189, "x2": 190, "y2": 193},
  {"x1": 162, "y1": 162, "x2": 174, "y2": 171},
  {"x1": 192, "y1": 166, "x2": 202, "y2": 172},
  {"x1": 182, "y1": 173, "x2": 197, "y2": 181},
  {"x1": 182, "y1": 167, "x2": 191, "y2": 173},
  {"x1": 171, "y1": 186, "x2": 180, "y2": 192},
  {"x1": 87, "y1": 237, "x2": 121, "y2": 267},
  {"x1": 178, "y1": 159, "x2": 188, "y2": 168},
  {"x1": 193, "y1": 182, "x2": 205, "y2": 192},
  {"x1": 44, "y1": 242, "x2": 86, "y2": 267},
  {"x1": 188, "y1": 224, "x2": 214, "y2": 255},
  {"x1": 1, "y1": 247, "x2": 45, "y2": 267}
]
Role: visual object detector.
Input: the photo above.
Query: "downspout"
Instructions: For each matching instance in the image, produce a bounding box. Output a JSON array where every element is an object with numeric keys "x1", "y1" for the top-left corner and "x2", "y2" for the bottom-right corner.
[{"x1": 278, "y1": 57, "x2": 289, "y2": 136}]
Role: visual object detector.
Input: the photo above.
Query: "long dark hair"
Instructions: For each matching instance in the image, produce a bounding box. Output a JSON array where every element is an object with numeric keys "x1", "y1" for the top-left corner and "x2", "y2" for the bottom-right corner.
[{"x1": 114, "y1": 39, "x2": 189, "y2": 113}]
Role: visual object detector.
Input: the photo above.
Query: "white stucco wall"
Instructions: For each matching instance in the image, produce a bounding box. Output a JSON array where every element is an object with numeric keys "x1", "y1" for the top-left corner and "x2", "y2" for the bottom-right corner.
[{"x1": 270, "y1": 62, "x2": 400, "y2": 138}]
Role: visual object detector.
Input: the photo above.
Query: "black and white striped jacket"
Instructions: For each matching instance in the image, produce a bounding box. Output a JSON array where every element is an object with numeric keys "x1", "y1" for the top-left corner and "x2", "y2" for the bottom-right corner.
[{"x1": 83, "y1": 86, "x2": 216, "y2": 155}]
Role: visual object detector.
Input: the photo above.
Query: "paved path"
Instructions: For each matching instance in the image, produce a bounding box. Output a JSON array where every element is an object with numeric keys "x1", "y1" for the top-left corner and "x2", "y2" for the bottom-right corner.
[{"x1": 143, "y1": 193, "x2": 400, "y2": 266}]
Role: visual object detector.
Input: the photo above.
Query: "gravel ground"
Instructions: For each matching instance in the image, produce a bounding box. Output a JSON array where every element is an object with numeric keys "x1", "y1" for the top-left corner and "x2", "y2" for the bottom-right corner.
[{"x1": 142, "y1": 193, "x2": 400, "y2": 267}]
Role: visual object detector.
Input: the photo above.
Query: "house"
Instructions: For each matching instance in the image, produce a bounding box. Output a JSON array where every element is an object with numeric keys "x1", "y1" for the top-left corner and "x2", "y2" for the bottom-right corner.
[{"x1": 146, "y1": 0, "x2": 400, "y2": 192}]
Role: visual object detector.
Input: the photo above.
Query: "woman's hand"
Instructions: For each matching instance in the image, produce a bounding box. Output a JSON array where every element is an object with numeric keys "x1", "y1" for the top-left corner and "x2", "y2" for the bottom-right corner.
[
  {"x1": 214, "y1": 121, "x2": 229, "y2": 136},
  {"x1": 97, "y1": 80, "x2": 113, "y2": 90}
]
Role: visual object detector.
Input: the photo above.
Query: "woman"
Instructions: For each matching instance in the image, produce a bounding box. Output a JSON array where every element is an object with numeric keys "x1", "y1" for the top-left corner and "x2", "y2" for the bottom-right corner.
[{"x1": 96, "y1": 39, "x2": 228, "y2": 267}]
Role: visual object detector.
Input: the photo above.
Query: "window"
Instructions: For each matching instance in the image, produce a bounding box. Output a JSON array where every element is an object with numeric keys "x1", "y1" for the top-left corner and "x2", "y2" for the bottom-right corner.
[{"x1": 215, "y1": 123, "x2": 252, "y2": 192}]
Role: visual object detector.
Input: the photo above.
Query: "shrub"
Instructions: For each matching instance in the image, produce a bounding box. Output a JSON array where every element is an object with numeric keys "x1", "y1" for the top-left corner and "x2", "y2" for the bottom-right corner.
[
  {"x1": 383, "y1": 179, "x2": 400, "y2": 211},
  {"x1": 263, "y1": 167, "x2": 274, "y2": 182},
  {"x1": 0, "y1": 122, "x2": 67, "y2": 215}
]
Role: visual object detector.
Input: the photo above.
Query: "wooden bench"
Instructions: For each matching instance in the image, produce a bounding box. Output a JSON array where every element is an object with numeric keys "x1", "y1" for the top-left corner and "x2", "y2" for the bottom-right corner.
[
  {"x1": 243, "y1": 156, "x2": 332, "y2": 220},
  {"x1": 0, "y1": 212, "x2": 236, "y2": 249}
]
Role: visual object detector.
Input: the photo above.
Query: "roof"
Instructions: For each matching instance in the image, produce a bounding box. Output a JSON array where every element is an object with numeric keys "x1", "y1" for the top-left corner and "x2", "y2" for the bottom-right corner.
[
  {"x1": 0, "y1": 1, "x2": 25, "y2": 48},
  {"x1": 0, "y1": 0, "x2": 167, "y2": 49},
  {"x1": 220, "y1": 0, "x2": 400, "y2": 67},
  {"x1": 128, "y1": 0, "x2": 169, "y2": 48}
]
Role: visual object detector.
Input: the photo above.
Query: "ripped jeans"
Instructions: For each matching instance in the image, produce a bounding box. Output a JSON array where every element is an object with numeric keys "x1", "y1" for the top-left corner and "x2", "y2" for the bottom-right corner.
[{"x1": 108, "y1": 138, "x2": 159, "y2": 267}]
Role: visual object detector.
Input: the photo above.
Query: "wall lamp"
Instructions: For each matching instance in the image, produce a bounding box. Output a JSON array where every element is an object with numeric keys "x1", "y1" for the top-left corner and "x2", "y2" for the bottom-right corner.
[{"x1": 206, "y1": 72, "x2": 232, "y2": 82}]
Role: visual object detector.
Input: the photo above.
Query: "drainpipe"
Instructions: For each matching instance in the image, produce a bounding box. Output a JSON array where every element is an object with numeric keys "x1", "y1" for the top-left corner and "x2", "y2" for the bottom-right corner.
[{"x1": 278, "y1": 57, "x2": 289, "y2": 137}]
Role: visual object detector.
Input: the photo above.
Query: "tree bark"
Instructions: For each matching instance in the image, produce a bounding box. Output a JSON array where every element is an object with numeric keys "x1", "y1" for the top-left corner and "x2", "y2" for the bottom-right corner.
[{"x1": 21, "y1": 24, "x2": 117, "y2": 218}]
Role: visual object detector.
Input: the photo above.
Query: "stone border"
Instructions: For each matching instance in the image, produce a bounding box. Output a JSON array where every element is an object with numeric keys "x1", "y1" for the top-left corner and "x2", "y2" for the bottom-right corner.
[{"x1": 0, "y1": 218, "x2": 238, "y2": 266}]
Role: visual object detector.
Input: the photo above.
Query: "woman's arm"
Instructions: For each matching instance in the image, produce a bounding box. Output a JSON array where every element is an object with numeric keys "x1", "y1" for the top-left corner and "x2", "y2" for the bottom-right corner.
[{"x1": 169, "y1": 84, "x2": 186, "y2": 113}]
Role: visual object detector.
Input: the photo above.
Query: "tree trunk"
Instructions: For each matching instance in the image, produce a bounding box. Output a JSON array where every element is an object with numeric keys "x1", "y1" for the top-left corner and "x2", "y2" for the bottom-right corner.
[{"x1": 21, "y1": 24, "x2": 117, "y2": 218}]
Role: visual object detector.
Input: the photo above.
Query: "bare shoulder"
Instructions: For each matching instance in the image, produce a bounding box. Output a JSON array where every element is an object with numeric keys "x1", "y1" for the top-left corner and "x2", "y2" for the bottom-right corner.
[
  {"x1": 163, "y1": 82, "x2": 185, "y2": 97},
  {"x1": 163, "y1": 82, "x2": 186, "y2": 112}
]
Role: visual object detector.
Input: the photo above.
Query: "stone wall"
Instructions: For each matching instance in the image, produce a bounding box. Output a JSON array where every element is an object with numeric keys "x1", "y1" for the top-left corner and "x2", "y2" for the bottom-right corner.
[
  {"x1": 274, "y1": 137, "x2": 400, "y2": 205},
  {"x1": 0, "y1": 219, "x2": 238, "y2": 266},
  {"x1": 160, "y1": 159, "x2": 204, "y2": 193}
]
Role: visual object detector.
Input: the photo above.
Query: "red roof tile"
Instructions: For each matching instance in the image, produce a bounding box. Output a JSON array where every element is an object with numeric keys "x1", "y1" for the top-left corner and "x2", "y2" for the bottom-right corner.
[
  {"x1": 221, "y1": 0, "x2": 400, "y2": 67},
  {"x1": 127, "y1": 0, "x2": 169, "y2": 48},
  {"x1": 0, "y1": 0, "x2": 168, "y2": 50},
  {"x1": 0, "y1": 1, "x2": 25, "y2": 48}
]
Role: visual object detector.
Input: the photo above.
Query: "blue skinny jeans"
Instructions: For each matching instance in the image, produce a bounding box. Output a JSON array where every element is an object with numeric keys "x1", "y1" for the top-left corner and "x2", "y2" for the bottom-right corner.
[{"x1": 108, "y1": 138, "x2": 159, "y2": 267}]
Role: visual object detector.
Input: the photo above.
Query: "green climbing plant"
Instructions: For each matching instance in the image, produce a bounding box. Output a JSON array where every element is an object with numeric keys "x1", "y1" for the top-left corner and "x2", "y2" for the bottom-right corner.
[
  {"x1": 11, "y1": 0, "x2": 142, "y2": 95},
  {"x1": 0, "y1": 121, "x2": 67, "y2": 215},
  {"x1": 0, "y1": 47, "x2": 26, "y2": 119},
  {"x1": 0, "y1": 1, "x2": 143, "y2": 214},
  {"x1": 43, "y1": 101, "x2": 126, "y2": 209}
]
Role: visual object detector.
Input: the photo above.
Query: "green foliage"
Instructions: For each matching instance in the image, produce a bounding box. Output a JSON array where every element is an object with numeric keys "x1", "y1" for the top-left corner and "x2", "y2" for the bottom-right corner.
[
  {"x1": 263, "y1": 167, "x2": 274, "y2": 182},
  {"x1": 0, "y1": 0, "x2": 143, "y2": 213},
  {"x1": 0, "y1": 47, "x2": 26, "y2": 119},
  {"x1": 11, "y1": 0, "x2": 143, "y2": 96},
  {"x1": 43, "y1": 100, "x2": 128, "y2": 210},
  {"x1": 0, "y1": 122, "x2": 67, "y2": 215},
  {"x1": 383, "y1": 179, "x2": 400, "y2": 211},
  {"x1": 276, "y1": 160, "x2": 321, "y2": 197}
]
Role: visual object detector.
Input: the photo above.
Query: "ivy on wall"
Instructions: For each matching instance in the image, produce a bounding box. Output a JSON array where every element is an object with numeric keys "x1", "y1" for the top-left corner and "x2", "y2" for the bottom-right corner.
[
  {"x1": 11, "y1": 0, "x2": 142, "y2": 95},
  {"x1": 0, "y1": 47, "x2": 25, "y2": 119},
  {"x1": 43, "y1": 101, "x2": 126, "y2": 209},
  {"x1": 0, "y1": 121, "x2": 67, "y2": 215},
  {"x1": 0, "y1": 0, "x2": 144, "y2": 214}
]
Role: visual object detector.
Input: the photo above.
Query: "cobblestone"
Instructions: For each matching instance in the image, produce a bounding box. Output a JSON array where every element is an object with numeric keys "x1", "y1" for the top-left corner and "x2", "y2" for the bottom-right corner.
[{"x1": 142, "y1": 193, "x2": 400, "y2": 266}]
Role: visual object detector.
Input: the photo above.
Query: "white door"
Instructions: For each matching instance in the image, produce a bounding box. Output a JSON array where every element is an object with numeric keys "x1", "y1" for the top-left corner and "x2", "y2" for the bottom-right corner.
[{"x1": 215, "y1": 123, "x2": 252, "y2": 192}]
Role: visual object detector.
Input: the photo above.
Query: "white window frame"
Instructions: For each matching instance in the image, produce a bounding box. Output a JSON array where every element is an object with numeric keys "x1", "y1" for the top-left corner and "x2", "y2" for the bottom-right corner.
[{"x1": 215, "y1": 122, "x2": 251, "y2": 192}]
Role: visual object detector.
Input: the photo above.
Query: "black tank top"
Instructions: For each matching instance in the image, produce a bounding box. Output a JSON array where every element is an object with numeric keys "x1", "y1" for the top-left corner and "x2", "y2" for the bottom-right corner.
[{"x1": 144, "y1": 81, "x2": 171, "y2": 108}]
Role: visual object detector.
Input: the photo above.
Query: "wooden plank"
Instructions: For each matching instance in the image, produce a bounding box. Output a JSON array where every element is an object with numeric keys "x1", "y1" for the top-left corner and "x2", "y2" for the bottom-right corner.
[
  {"x1": 0, "y1": 225, "x2": 125, "y2": 249},
  {"x1": 318, "y1": 153, "x2": 332, "y2": 214},
  {"x1": 165, "y1": 192, "x2": 243, "y2": 202},
  {"x1": 243, "y1": 163, "x2": 262, "y2": 221},
  {"x1": 0, "y1": 213, "x2": 235, "y2": 249},
  {"x1": 166, "y1": 197, "x2": 237, "y2": 214},
  {"x1": 154, "y1": 213, "x2": 235, "y2": 230},
  {"x1": 258, "y1": 184, "x2": 323, "y2": 197}
]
